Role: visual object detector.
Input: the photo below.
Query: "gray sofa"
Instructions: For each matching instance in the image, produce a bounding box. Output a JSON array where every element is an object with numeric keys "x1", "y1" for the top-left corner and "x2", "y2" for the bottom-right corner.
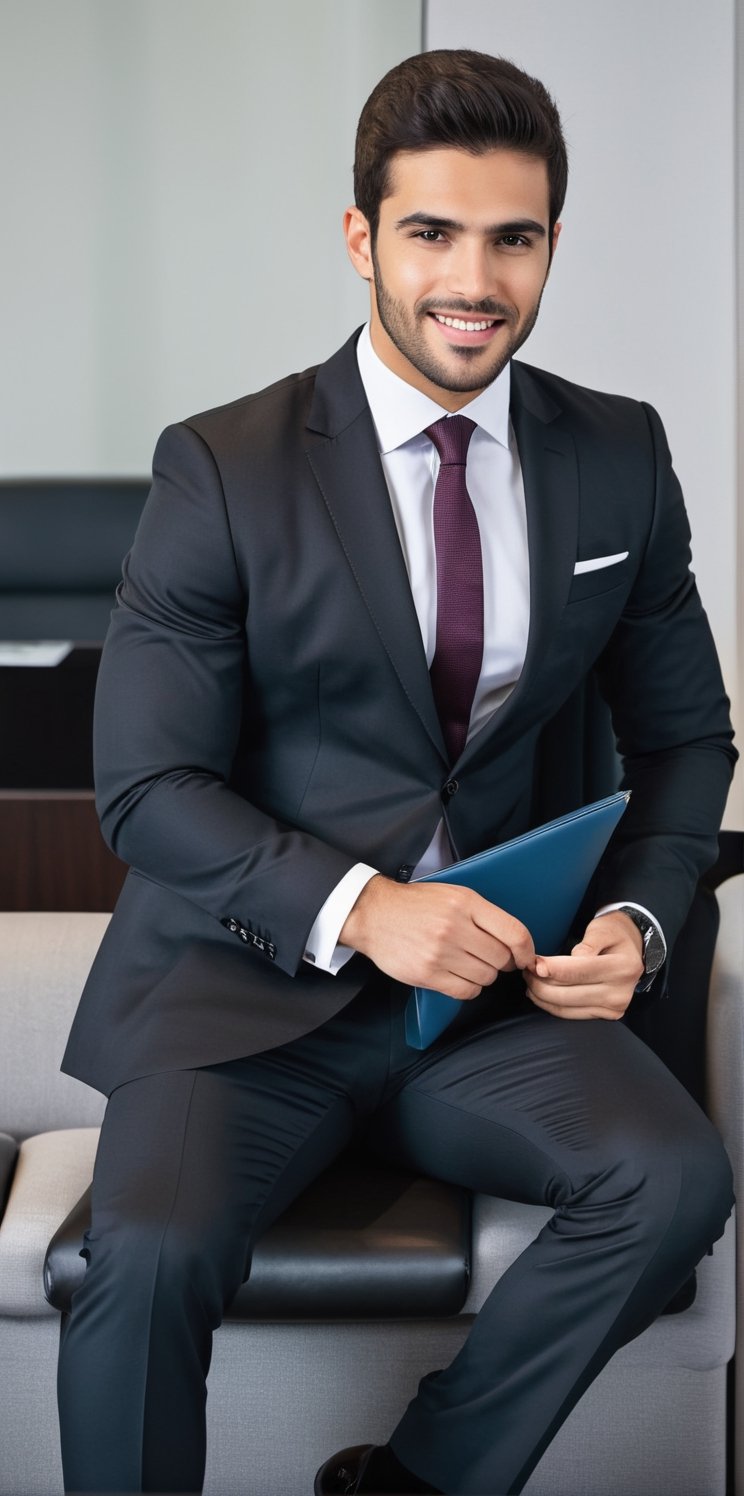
[{"x1": 0, "y1": 889, "x2": 741, "y2": 1496}]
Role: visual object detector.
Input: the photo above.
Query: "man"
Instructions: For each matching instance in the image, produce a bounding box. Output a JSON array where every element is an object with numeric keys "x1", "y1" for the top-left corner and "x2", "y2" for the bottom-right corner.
[{"x1": 58, "y1": 48, "x2": 736, "y2": 1496}]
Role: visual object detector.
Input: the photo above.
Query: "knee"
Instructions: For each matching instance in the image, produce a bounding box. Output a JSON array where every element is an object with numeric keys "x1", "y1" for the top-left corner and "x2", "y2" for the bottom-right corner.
[
  {"x1": 622, "y1": 1123, "x2": 733, "y2": 1262},
  {"x1": 676, "y1": 1126, "x2": 734, "y2": 1249},
  {"x1": 572, "y1": 1118, "x2": 733, "y2": 1255}
]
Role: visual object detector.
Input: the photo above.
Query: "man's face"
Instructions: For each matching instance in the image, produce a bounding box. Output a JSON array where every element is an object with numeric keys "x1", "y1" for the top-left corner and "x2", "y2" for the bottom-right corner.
[{"x1": 345, "y1": 147, "x2": 560, "y2": 410}]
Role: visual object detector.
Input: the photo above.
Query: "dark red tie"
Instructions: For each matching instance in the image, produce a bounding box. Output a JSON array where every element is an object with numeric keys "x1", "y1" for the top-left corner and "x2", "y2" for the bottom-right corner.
[{"x1": 426, "y1": 414, "x2": 483, "y2": 763}]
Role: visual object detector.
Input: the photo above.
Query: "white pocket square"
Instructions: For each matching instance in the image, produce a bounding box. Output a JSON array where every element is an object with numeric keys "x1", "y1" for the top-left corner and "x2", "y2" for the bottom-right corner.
[{"x1": 573, "y1": 551, "x2": 629, "y2": 575}]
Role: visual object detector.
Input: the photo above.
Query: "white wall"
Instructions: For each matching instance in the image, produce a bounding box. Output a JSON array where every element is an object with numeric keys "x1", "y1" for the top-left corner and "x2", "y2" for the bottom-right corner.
[
  {"x1": 0, "y1": 0, "x2": 421, "y2": 474},
  {"x1": 427, "y1": 0, "x2": 742, "y2": 822}
]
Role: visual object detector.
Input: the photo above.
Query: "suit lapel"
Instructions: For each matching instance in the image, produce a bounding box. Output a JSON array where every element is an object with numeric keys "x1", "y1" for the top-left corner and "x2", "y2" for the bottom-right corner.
[
  {"x1": 457, "y1": 360, "x2": 580, "y2": 768},
  {"x1": 304, "y1": 338, "x2": 580, "y2": 775},
  {"x1": 304, "y1": 333, "x2": 448, "y2": 762}
]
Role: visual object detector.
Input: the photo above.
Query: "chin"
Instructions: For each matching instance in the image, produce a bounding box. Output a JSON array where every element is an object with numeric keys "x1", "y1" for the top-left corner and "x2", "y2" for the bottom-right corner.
[{"x1": 430, "y1": 353, "x2": 508, "y2": 393}]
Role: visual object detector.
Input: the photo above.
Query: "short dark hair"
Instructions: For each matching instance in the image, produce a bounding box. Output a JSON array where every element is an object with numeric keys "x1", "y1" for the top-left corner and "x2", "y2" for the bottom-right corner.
[{"x1": 354, "y1": 49, "x2": 568, "y2": 241}]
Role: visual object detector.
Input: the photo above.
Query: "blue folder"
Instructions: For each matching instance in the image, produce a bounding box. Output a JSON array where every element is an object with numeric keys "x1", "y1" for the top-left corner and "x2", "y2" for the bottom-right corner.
[{"x1": 404, "y1": 791, "x2": 630, "y2": 1049}]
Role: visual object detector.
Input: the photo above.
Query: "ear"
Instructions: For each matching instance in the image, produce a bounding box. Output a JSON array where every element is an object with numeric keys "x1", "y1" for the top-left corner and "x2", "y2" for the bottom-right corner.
[
  {"x1": 546, "y1": 220, "x2": 562, "y2": 273},
  {"x1": 343, "y1": 205, "x2": 374, "y2": 282}
]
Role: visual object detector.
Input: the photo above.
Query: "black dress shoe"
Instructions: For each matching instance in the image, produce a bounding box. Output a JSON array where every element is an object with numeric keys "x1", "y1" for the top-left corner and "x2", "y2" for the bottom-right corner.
[
  {"x1": 314, "y1": 1443, "x2": 375, "y2": 1493},
  {"x1": 314, "y1": 1441, "x2": 442, "y2": 1494}
]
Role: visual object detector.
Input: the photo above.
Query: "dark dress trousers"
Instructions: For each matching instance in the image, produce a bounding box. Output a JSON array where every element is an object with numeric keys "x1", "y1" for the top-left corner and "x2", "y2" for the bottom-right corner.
[{"x1": 57, "y1": 331, "x2": 737, "y2": 1495}]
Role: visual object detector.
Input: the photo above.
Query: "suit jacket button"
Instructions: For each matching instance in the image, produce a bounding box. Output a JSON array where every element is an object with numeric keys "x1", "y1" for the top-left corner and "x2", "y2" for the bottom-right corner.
[
  {"x1": 223, "y1": 917, "x2": 239, "y2": 933},
  {"x1": 396, "y1": 864, "x2": 415, "y2": 882},
  {"x1": 443, "y1": 779, "x2": 459, "y2": 798}
]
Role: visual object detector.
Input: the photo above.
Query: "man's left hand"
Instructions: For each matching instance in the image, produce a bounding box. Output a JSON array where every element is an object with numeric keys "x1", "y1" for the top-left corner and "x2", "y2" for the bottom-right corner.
[{"x1": 524, "y1": 911, "x2": 644, "y2": 1020}]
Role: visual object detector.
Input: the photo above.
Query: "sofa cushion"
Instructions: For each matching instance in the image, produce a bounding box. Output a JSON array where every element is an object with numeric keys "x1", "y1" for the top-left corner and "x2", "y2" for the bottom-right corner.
[
  {"x1": 0, "y1": 912, "x2": 108, "y2": 1139},
  {"x1": 0, "y1": 1129, "x2": 99, "y2": 1316}
]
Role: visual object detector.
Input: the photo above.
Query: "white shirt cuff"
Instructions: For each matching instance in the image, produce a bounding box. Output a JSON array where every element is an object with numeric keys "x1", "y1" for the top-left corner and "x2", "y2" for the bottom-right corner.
[
  {"x1": 303, "y1": 863, "x2": 380, "y2": 975},
  {"x1": 595, "y1": 901, "x2": 667, "y2": 960}
]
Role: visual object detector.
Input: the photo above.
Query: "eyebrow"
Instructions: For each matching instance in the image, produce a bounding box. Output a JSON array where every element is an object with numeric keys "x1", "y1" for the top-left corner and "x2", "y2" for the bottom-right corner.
[{"x1": 394, "y1": 212, "x2": 547, "y2": 237}]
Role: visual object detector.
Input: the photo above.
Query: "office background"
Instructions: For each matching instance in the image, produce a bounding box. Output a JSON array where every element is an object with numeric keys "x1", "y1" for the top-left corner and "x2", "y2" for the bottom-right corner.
[{"x1": 1, "y1": 0, "x2": 742, "y2": 819}]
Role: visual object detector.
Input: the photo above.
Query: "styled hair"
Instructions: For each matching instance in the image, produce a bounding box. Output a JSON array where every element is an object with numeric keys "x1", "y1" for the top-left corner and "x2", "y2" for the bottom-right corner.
[{"x1": 354, "y1": 49, "x2": 568, "y2": 240}]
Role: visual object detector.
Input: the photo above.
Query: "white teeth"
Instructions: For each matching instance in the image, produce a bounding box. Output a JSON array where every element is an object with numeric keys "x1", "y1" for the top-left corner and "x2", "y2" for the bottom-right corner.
[{"x1": 433, "y1": 315, "x2": 496, "y2": 332}]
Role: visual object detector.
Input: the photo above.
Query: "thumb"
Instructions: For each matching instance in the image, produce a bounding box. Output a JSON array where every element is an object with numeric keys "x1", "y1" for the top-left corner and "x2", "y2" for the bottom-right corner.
[{"x1": 571, "y1": 927, "x2": 604, "y2": 957}]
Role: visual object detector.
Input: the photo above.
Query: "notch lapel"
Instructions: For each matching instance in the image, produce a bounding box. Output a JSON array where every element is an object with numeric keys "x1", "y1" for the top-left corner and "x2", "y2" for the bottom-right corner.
[
  {"x1": 457, "y1": 361, "x2": 580, "y2": 768},
  {"x1": 305, "y1": 334, "x2": 448, "y2": 762}
]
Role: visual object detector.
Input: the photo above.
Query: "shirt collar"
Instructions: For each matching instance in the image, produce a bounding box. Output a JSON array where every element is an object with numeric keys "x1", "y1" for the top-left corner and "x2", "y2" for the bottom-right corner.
[{"x1": 355, "y1": 321, "x2": 511, "y2": 454}]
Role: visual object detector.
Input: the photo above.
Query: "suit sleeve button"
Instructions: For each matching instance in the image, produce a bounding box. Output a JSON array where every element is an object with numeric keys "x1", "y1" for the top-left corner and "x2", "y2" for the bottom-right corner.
[{"x1": 443, "y1": 779, "x2": 459, "y2": 798}]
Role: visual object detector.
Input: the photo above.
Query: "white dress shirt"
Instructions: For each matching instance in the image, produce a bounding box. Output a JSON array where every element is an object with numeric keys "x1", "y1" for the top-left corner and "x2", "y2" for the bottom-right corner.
[{"x1": 303, "y1": 324, "x2": 665, "y2": 975}]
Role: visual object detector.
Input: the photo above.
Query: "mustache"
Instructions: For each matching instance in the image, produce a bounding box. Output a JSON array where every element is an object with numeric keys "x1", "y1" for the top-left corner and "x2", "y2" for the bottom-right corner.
[{"x1": 419, "y1": 298, "x2": 514, "y2": 320}]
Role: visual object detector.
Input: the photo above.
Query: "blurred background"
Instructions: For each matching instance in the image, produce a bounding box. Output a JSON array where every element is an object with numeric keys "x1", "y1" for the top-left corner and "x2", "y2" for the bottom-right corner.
[{"x1": 1, "y1": 0, "x2": 742, "y2": 910}]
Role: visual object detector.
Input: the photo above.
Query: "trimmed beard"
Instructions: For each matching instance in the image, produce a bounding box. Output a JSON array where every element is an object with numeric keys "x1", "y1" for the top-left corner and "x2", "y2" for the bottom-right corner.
[{"x1": 371, "y1": 250, "x2": 544, "y2": 394}]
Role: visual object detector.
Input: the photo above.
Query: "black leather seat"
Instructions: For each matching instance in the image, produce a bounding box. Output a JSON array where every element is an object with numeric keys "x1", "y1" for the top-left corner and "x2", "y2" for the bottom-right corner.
[{"x1": 45, "y1": 1149, "x2": 472, "y2": 1321}]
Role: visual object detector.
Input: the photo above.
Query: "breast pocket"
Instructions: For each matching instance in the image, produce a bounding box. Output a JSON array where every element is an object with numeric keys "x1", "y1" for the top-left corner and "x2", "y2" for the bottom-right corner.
[{"x1": 567, "y1": 553, "x2": 630, "y2": 603}]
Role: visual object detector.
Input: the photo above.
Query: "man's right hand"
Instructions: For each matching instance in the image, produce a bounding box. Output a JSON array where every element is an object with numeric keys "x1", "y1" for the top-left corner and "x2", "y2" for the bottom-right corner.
[{"x1": 340, "y1": 875, "x2": 536, "y2": 1000}]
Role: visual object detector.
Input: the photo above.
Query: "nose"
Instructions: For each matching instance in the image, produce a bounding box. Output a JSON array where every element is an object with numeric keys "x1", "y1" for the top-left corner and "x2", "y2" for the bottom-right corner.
[{"x1": 446, "y1": 237, "x2": 494, "y2": 305}]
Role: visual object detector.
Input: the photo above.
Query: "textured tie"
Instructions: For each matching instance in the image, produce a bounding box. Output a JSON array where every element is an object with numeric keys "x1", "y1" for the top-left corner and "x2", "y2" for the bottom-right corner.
[{"x1": 426, "y1": 413, "x2": 483, "y2": 763}]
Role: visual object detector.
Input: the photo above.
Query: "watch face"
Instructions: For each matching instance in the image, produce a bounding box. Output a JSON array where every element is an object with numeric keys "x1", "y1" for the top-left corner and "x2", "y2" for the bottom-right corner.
[
  {"x1": 642, "y1": 925, "x2": 665, "y2": 975},
  {"x1": 619, "y1": 907, "x2": 664, "y2": 974}
]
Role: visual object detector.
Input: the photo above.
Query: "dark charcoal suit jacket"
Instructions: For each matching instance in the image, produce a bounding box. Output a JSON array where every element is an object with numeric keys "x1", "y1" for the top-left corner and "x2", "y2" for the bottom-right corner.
[{"x1": 61, "y1": 330, "x2": 737, "y2": 1096}]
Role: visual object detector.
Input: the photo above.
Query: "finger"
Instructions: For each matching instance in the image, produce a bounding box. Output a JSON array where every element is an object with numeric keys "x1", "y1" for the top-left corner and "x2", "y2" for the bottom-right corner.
[
  {"x1": 526, "y1": 981, "x2": 607, "y2": 1007},
  {"x1": 570, "y1": 938, "x2": 604, "y2": 958},
  {"x1": 525, "y1": 987, "x2": 616, "y2": 1020},
  {"x1": 525, "y1": 982, "x2": 631, "y2": 1017},
  {"x1": 531, "y1": 952, "x2": 630, "y2": 986},
  {"x1": 448, "y1": 952, "x2": 502, "y2": 987},
  {"x1": 428, "y1": 969, "x2": 484, "y2": 1002},
  {"x1": 459, "y1": 924, "x2": 521, "y2": 975},
  {"x1": 472, "y1": 901, "x2": 535, "y2": 969}
]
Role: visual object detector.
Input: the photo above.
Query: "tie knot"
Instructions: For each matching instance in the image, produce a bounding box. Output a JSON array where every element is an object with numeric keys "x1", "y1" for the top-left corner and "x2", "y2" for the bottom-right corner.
[{"x1": 425, "y1": 413, "x2": 477, "y2": 467}]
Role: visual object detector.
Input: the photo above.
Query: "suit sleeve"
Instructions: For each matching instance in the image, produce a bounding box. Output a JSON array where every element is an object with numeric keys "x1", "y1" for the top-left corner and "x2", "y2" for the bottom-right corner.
[
  {"x1": 591, "y1": 401, "x2": 737, "y2": 959},
  {"x1": 93, "y1": 421, "x2": 358, "y2": 978}
]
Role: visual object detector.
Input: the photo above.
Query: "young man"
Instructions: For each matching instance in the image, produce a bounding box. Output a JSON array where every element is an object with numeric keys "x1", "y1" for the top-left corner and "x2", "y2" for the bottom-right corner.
[{"x1": 58, "y1": 49, "x2": 735, "y2": 1496}]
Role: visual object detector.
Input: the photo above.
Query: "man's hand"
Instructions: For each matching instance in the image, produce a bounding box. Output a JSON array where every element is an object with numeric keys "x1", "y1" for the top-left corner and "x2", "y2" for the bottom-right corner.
[
  {"x1": 524, "y1": 910, "x2": 644, "y2": 1020},
  {"x1": 340, "y1": 876, "x2": 536, "y2": 1001}
]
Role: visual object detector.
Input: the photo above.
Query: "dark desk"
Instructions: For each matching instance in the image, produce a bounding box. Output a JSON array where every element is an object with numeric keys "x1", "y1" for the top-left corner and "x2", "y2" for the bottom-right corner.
[
  {"x1": 0, "y1": 643, "x2": 100, "y2": 789},
  {"x1": 0, "y1": 790, "x2": 127, "y2": 911},
  {"x1": 0, "y1": 645, "x2": 127, "y2": 909}
]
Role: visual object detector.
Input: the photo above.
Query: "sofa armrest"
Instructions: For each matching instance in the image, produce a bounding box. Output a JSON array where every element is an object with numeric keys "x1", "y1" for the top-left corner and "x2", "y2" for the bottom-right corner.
[
  {"x1": 706, "y1": 871, "x2": 744, "y2": 1496},
  {"x1": 0, "y1": 1131, "x2": 19, "y2": 1216},
  {"x1": 0, "y1": 1127, "x2": 99, "y2": 1316},
  {"x1": 706, "y1": 874, "x2": 744, "y2": 1191}
]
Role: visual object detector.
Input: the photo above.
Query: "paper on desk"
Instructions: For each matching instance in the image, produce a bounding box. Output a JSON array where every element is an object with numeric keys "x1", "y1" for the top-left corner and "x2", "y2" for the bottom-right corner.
[{"x1": 0, "y1": 641, "x2": 74, "y2": 666}]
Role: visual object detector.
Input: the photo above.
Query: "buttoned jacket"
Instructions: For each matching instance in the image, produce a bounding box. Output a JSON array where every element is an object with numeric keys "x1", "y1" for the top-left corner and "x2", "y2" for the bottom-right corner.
[{"x1": 61, "y1": 330, "x2": 736, "y2": 1096}]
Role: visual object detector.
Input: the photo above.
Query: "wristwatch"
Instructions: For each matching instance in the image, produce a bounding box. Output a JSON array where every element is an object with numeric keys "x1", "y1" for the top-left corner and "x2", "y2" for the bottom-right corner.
[{"x1": 616, "y1": 905, "x2": 666, "y2": 987}]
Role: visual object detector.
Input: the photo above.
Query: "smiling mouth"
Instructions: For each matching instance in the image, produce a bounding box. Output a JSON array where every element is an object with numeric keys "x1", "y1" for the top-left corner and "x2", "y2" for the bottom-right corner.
[
  {"x1": 431, "y1": 313, "x2": 503, "y2": 332},
  {"x1": 427, "y1": 311, "x2": 506, "y2": 346}
]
